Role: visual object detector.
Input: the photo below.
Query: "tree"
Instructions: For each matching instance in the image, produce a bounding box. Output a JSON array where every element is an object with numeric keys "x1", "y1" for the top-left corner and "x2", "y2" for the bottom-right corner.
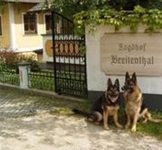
[
  {"x1": 0, "y1": 0, "x2": 7, "y2": 4},
  {"x1": 50, "y1": 0, "x2": 162, "y2": 19},
  {"x1": 50, "y1": 0, "x2": 97, "y2": 19},
  {"x1": 1, "y1": 0, "x2": 162, "y2": 19}
]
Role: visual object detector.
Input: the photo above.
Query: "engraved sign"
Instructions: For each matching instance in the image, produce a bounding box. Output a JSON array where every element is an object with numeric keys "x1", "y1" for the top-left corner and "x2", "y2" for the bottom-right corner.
[{"x1": 100, "y1": 33, "x2": 162, "y2": 76}]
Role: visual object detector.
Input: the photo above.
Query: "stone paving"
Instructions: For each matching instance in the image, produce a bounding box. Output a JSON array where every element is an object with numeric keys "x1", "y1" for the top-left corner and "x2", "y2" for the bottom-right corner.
[
  {"x1": 0, "y1": 90, "x2": 49, "y2": 118},
  {"x1": 1, "y1": 87, "x2": 162, "y2": 150},
  {"x1": 0, "y1": 87, "x2": 80, "y2": 118}
]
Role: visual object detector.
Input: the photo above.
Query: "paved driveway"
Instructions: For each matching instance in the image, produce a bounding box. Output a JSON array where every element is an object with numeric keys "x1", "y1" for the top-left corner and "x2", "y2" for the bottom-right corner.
[{"x1": 0, "y1": 88, "x2": 162, "y2": 150}]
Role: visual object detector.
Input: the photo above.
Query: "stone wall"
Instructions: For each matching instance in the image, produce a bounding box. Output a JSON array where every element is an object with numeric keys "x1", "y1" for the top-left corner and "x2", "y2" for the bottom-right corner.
[{"x1": 85, "y1": 25, "x2": 162, "y2": 110}]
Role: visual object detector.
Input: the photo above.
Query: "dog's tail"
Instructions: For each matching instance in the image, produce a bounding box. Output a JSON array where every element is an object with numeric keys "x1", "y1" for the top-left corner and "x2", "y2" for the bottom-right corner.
[
  {"x1": 140, "y1": 108, "x2": 162, "y2": 123},
  {"x1": 72, "y1": 109, "x2": 103, "y2": 122},
  {"x1": 72, "y1": 109, "x2": 90, "y2": 117},
  {"x1": 145, "y1": 112, "x2": 162, "y2": 123},
  {"x1": 149, "y1": 117, "x2": 162, "y2": 123}
]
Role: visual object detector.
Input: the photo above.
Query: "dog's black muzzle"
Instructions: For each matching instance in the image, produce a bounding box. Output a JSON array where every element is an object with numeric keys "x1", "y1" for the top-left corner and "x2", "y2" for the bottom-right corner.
[
  {"x1": 121, "y1": 85, "x2": 126, "y2": 91},
  {"x1": 121, "y1": 85, "x2": 133, "y2": 93}
]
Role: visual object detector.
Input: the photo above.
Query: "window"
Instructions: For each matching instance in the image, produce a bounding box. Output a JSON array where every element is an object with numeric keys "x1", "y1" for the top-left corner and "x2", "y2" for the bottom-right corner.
[
  {"x1": 23, "y1": 13, "x2": 37, "y2": 34},
  {"x1": 0, "y1": 15, "x2": 2, "y2": 36},
  {"x1": 44, "y1": 14, "x2": 74, "y2": 34},
  {"x1": 45, "y1": 14, "x2": 52, "y2": 34}
]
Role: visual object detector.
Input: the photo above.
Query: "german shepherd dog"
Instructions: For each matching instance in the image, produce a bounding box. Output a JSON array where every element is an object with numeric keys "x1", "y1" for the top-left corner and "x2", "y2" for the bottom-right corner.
[
  {"x1": 122, "y1": 72, "x2": 161, "y2": 132},
  {"x1": 73, "y1": 78, "x2": 123, "y2": 130}
]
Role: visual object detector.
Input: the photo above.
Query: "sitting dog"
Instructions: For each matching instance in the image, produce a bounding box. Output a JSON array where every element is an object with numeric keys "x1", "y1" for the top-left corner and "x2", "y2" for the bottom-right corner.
[
  {"x1": 73, "y1": 78, "x2": 123, "y2": 130},
  {"x1": 122, "y1": 72, "x2": 162, "y2": 132}
]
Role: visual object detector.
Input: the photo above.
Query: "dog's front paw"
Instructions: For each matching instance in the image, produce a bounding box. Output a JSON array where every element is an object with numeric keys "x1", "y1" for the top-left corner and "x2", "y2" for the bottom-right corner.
[
  {"x1": 104, "y1": 126, "x2": 110, "y2": 130},
  {"x1": 131, "y1": 126, "x2": 136, "y2": 132},
  {"x1": 116, "y1": 124, "x2": 123, "y2": 129},
  {"x1": 125, "y1": 123, "x2": 130, "y2": 129},
  {"x1": 131, "y1": 128, "x2": 136, "y2": 132}
]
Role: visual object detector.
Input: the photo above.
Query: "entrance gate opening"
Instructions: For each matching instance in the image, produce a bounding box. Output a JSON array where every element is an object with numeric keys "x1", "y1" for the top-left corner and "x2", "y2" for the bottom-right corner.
[{"x1": 51, "y1": 11, "x2": 88, "y2": 98}]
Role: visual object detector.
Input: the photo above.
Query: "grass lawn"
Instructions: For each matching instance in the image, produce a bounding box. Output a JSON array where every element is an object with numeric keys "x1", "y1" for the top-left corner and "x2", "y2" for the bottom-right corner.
[
  {"x1": 73, "y1": 103, "x2": 162, "y2": 140},
  {"x1": 137, "y1": 111, "x2": 162, "y2": 140}
]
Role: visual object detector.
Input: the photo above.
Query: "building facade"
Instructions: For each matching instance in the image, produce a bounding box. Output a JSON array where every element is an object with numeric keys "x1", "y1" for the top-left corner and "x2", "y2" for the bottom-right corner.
[{"x1": 0, "y1": 0, "x2": 51, "y2": 55}]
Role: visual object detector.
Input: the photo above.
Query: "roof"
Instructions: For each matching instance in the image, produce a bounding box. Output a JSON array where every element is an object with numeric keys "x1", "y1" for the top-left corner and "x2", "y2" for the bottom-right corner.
[
  {"x1": 6, "y1": 0, "x2": 44, "y2": 3},
  {"x1": 28, "y1": 2, "x2": 47, "y2": 12},
  {"x1": 28, "y1": 0, "x2": 54, "y2": 12}
]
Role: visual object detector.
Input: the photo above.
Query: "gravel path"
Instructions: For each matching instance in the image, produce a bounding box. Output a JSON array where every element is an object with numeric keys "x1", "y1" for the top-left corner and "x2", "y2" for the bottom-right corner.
[{"x1": 0, "y1": 113, "x2": 162, "y2": 150}]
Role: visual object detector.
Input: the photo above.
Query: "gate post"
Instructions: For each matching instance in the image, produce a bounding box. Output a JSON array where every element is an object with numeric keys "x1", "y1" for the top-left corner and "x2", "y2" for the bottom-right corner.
[{"x1": 18, "y1": 61, "x2": 31, "y2": 89}]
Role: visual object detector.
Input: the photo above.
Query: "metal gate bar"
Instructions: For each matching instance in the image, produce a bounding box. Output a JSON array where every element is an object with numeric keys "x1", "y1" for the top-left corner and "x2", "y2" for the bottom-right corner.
[{"x1": 51, "y1": 11, "x2": 88, "y2": 98}]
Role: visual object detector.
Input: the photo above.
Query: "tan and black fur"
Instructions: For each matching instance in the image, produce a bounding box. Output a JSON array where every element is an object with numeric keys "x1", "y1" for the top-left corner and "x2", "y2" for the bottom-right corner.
[
  {"x1": 73, "y1": 78, "x2": 123, "y2": 130},
  {"x1": 102, "y1": 78, "x2": 123, "y2": 130},
  {"x1": 122, "y1": 72, "x2": 161, "y2": 132}
]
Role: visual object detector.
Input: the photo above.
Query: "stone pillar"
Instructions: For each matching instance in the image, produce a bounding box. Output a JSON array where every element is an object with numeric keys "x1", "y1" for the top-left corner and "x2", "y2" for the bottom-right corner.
[{"x1": 18, "y1": 61, "x2": 31, "y2": 89}]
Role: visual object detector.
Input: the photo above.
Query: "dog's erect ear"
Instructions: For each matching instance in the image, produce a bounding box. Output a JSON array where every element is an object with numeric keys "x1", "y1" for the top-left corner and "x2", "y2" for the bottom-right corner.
[
  {"x1": 125, "y1": 72, "x2": 130, "y2": 80},
  {"x1": 108, "y1": 78, "x2": 112, "y2": 88},
  {"x1": 114, "y1": 79, "x2": 120, "y2": 90},
  {"x1": 132, "y1": 72, "x2": 137, "y2": 85}
]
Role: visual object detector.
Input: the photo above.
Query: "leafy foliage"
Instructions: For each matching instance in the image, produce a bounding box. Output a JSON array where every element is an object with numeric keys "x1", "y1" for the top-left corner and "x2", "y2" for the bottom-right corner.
[
  {"x1": 74, "y1": 5, "x2": 162, "y2": 36},
  {"x1": 51, "y1": 0, "x2": 97, "y2": 20},
  {"x1": 0, "y1": 0, "x2": 7, "y2": 4},
  {"x1": 49, "y1": 0, "x2": 162, "y2": 19},
  {"x1": 41, "y1": 1, "x2": 162, "y2": 36}
]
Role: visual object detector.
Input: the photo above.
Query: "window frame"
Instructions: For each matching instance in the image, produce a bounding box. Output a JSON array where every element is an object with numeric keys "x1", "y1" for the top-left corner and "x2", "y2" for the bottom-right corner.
[
  {"x1": 0, "y1": 15, "x2": 2, "y2": 36},
  {"x1": 44, "y1": 13, "x2": 52, "y2": 34},
  {"x1": 22, "y1": 12, "x2": 38, "y2": 35}
]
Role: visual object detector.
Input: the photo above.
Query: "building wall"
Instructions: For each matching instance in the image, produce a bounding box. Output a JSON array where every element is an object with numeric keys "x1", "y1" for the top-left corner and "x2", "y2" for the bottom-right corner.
[
  {"x1": 86, "y1": 25, "x2": 162, "y2": 111},
  {"x1": 13, "y1": 3, "x2": 45, "y2": 52},
  {"x1": 0, "y1": 3, "x2": 45, "y2": 51},
  {"x1": 0, "y1": 4, "x2": 10, "y2": 49}
]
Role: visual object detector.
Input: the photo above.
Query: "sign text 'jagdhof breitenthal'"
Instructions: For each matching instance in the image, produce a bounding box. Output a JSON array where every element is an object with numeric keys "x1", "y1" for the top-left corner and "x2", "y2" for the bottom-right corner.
[{"x1": 100, "y1": 33, "x2": 162, "y2": 76}]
